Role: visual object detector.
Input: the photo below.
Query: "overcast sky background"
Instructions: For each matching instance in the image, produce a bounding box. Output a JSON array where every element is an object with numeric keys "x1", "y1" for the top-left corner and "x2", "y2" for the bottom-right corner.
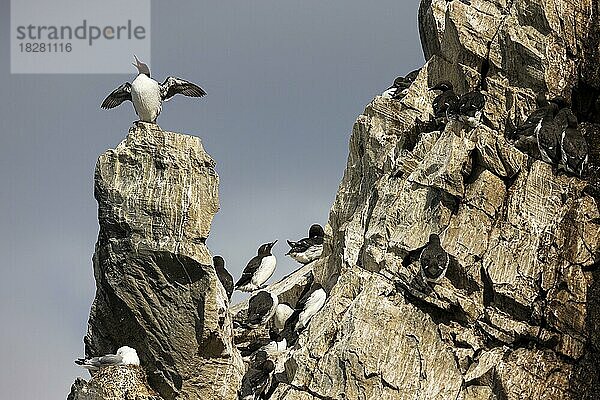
[{"x1": 0, "y1": 1, "x2": 423, "y2": 398}]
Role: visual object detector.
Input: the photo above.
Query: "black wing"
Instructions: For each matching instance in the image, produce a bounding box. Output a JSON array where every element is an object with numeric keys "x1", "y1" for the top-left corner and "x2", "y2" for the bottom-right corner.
[
  {"x1": 404, "y1": 68, "x2": 421, "y2": 82},
  {"x1": 101, "y1": 83, "x2": 132, "y2": 109},
  {"x1": 287, "y1": 236, "x2": 324, "y2": 254},
  {"x1": 433, "y1": 91, "x2": 459, "y2": 118},
  {"x1": 517, "y1": 107, "x2": 547, "y2": 134},
  {"x1": 562, "y1": 129, "x2": 588, "y2": 173},
  {"x1": 160, "y1": 76, "x2": 207, "y2": 101},
  {"x1": 294, "y1": 282, "x2": 319, "y2": 311},
  {"x1": 538, "y1": 121, "x2": 562, "y2": 162},
  {"x1": 247, "y1": 291, "x2": 275, "y2": 325},
  {"x1": 216, "y1": 267, "x2": 234, "y2": 300},
  {"x1": 458, "y1": 91, "x2": 485, "y2": 115},
  {"x1": 235, "y1": 255, "x2": 261, "y2": 287}
]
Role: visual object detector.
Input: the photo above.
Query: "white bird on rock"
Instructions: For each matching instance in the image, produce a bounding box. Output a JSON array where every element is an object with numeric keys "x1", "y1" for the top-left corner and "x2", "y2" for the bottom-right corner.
[
  {"x1": 75, "y1": 346, "x2": 140, "y2": 371},
  {"x1": 101, "y1": 55, "x2": 206, "y2": 123}
]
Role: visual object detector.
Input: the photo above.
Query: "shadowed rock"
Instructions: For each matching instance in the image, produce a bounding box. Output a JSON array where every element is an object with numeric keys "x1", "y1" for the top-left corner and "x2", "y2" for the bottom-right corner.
[{"x1": 71, "y1": 123, "x2": 244, "y2": 400}]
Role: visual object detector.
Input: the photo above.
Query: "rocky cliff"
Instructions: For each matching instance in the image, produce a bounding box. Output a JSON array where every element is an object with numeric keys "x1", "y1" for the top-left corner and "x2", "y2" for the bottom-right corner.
[
  {"x1": 70, "y1": 0, "x2": 600, "y2": 399},
  {"x1": 270, "y1": 0, "x2": 600, "y2": 399}
]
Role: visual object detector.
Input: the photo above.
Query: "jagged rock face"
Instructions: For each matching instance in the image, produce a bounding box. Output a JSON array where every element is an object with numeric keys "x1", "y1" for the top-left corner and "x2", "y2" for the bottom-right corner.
[
  {"x1": 272, "y1": 1, "x2": 600, "y2": 399},
  {"x1": 68, "y1": 366, "x2": 161, "y2": 400},
  {"x1": 75, "y1": 123, "x2": 244, "y2": 400}
]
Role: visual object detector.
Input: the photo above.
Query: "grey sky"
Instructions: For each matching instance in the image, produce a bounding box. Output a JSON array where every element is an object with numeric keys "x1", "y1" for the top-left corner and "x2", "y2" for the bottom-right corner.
[{"x1": 0, "y1": 1, "x2": 422, "y2": 398}]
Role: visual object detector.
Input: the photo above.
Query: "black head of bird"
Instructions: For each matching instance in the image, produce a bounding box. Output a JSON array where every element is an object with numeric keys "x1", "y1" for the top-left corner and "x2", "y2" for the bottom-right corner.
[
  {"x1": 535, "y1": 92, "x2": 548, "y2": 108},
  {"x1": 253, "y1": 350, "x2": 269, "y2": 364},
  {"x1": 428, "y1": 233, "x2": 441, "y2": 245},
  {"x1": 213, "y1": 255, "x2": 225, "y2": 268},
  {"x1": 312, "y1": 283, "x2": 324, "y2": 292},
  {"x1": 430, "y1": 81, "x2": 453, "y2": 92},
  {"x1": 258, "y1": 241, "x2": 277, "y2": 255},
  {"x1": 566, "y1": 112, "x2": 578, "y2": 128},
  {"x1": 262, "y1": 360, "x2": 276, "y2": 372},
  {"x1": 392, "y1": 76, "x2": 405, "y2": 87},
  {"x1": 405, "y1": 68, "x2": 421, "y2": 82},
  {"x1": 132, "y1": 54, "x2": 150, "y2": 77},
  {"x1": 545, "y1": 101, "x2": 560, "y2": 117},
  {"x1": 309, "y1": 224, "x2": 325, "y2": 238},
  {"x1": 549, "y1": 96, "x2": 568, "y2": 109}
]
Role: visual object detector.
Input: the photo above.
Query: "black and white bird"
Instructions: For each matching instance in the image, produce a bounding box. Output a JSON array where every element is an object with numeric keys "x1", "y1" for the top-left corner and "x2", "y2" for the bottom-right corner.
[
  {"x1": 561, "y1": 113, "x2": 589, "y2": 176},
  {"x1": 239, "y1": 351, "x2": 276, "y2": 400},
  {"x1": 536, "y1": 102, "x2": 562, "y2": 165},
  {"x1": 242, "y1": 290, "x2": 279, "y2": 329},
  {"x1": 286, "y1": 224, "x2": 325, "y2": 264},
  {"x1": 101, "y1": 55, "x2": 206, "y2": 123},
  {"x1": 430, "y1": 81, "x2": 459, "y2": 120},
  {"x1": 295, "y1": 284, "x2": 327, "y2": 331},
  {"x1": 284, "y1": 283, "x2": 327, "y2": 332},
  {"x1": 456, "y1": 89, "x2": 486, "y2": 127},
  {"x1": 382, "y1": 76, "x2": 407, "y2": 99},
  {"x1": 213, "y1": 256, "x2": 233, "y2": 301},
  {"x1": 512, "y1": 92, "x2": 550, "y2": 139},
  {"x1": 419, "y1": 234, "x2": 449, "y2": 284},
  {"x1": 259, "y1": 337, "x2": 288, "y2": 355},
  {"x1": 381, "y1": 69, "x2": 420, "y2": 99},
  {"x1": 75, "y1": 346, "x2": 140, "y2": 371},
  {"x1": 273, "y1": 303, "x2": 294, "y2": 331},
  {"x1": 235, "y1": 241, "x2": 278, "y2": 292}
]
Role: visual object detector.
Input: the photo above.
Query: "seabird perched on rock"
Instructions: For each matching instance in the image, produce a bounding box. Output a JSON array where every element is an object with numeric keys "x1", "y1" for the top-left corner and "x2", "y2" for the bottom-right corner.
[
  {"x1": 235, "y1": 241, "x2": 278, "y2": 292},
  {"x1": 279, "y1": 283, "x2": 327, "y2": 344},
  {"x1": 213, "y1": 256, "x2": 233, "y2": 301},
  {"x1": 238, "y1": 329, "x2": 281, "y2": 357},
  {"x1": 286, "y1": 224, "x2": 325, "y2": 264},
  {"x1": 239, "y1": 351, "x2": 275, "y2": 400},
  {"x1": 514, "y1": 96, "x2": 567, "y2": 161},
  {"x1": 419, "y1": 234, "x2": 449, "y2": 284},
  {"x1": 512, "y1": 92, "x2": 550, "y2": 139},
  {"x1": 382, "y1": 76, "x2": 406, "y2": 99},
  {"x1": 456, "y1": 89, "x2": 486, "y2": 127},
  {"x1": 295, "y1": 284, "x2": 327, "y2": 331},
  {"x1": 75, "y1": 346, "x2": 140, "y2": 371},
  {"x1": 273, "y1": 303, "x2": 294, "y2": 331},
  {"x1": 243, "y1": 290, "x2": 279, "y2": 329},
  {"x1": 283, "y1": 283, "x2": 327, "y2": 332},
  {"x1": 101, "y1": 55, "x2": 206, "y2": 123},
  {"x1": 561, "y1": 113, "x2": 588, "y2": 176},
  {"x1": 381, "y1": 69, "x2": 420, "y2": 99},
  {"x1": 430, "y1": 81, "x2": 459, "y2": 121},
  {"x1": 259, "y1": 337, "x2": 287, "y2": 355},
  {"x1": 536, "y1": 101, "x2": 562, "y2": 165}
]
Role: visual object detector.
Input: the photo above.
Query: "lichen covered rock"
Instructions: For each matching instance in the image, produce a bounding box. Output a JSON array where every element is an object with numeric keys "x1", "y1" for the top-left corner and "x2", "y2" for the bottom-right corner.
[{"x1": 68, "y1": 366, "x2": 161, "y2": 400}]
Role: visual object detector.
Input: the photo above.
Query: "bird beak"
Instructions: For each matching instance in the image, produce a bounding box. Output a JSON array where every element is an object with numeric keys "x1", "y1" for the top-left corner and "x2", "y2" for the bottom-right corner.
[
  {"x1": 270, "y1": 240, "x2": 278, "y2": 247},
  {"x1": 132, "y1": 55, "x2": 141, "y2": 70}
]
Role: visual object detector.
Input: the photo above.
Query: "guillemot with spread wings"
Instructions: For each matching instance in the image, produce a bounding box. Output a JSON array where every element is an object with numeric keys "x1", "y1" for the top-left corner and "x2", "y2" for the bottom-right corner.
[{"x1": 101, "y1": 55, "x2": 206, "y2": 123}]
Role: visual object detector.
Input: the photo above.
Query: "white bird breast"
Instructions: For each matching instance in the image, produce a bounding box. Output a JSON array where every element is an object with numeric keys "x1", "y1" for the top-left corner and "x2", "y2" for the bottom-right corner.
[
  {"x1": 297, "y1": 288, "x2": 326, "y2": 330},
  {"x1": 251, "y1": 255, "x2": 276, "y2": 287},
  {"x1": 290, "y1": 244, "x2": 323, "y2": 264},
  {"x1": 274, "y1": 303, "x2": 294, "y2": 330},
  {"x1": 131, "y1": 74, "x2": 162, "y2": 122}
]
